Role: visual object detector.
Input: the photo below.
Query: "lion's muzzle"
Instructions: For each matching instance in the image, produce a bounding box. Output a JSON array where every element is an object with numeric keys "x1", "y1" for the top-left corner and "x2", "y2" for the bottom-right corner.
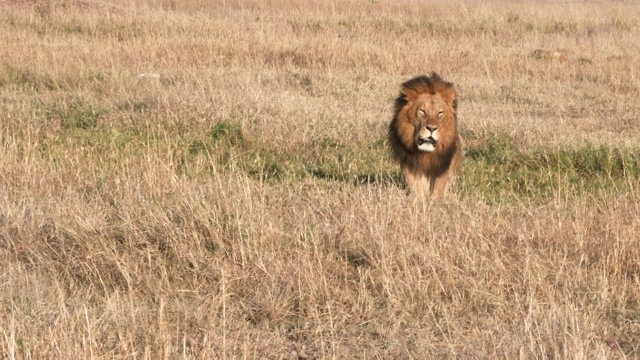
[{"x1": 416, "y1": 127, "x2": 438, "y2": 152}]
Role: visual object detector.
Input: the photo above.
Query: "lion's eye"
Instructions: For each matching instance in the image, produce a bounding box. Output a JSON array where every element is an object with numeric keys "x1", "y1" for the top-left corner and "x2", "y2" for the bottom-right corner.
[
  {"x1": 417, "y1": 109, "x2": 426, "y2": 116},
  {"x1": 438, "y1": 110, "x2": 445, "y2": 117}
]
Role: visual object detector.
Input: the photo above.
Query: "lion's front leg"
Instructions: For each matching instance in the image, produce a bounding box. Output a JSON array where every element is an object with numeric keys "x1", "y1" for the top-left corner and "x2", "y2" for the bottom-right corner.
[
  {"x1": 429, "y1": 171, "x2": 450, "y2": 198},
  {"x1": 403, "y1": 166, "x2": 430, "y2": 198},
  {"x1": 430, "y1": 144, "x2": 462, "y2": 198}
]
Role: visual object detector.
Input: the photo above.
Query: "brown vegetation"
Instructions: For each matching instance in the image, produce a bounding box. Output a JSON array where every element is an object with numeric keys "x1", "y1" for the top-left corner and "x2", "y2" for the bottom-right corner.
[{"x1": 0, "y1": 0, "x2": 639, "y2": 358}]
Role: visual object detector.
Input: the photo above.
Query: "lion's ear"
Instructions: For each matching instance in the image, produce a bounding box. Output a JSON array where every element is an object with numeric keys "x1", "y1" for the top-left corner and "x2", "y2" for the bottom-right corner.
[
  {"x1": 400, "y1": 86, "x2": 420, "y2": 101},
  {"x1": 438, "y1": 84, "x2": 457, "y2": 110}
]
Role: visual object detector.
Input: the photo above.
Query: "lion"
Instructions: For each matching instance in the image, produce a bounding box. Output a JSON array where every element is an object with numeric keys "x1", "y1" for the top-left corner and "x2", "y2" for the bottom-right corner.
[{"x1": 388, "y1": 73, "x2": 462, "y2": 198}]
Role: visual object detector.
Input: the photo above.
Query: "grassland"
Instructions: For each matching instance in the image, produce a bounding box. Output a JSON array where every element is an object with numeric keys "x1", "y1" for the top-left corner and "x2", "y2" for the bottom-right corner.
[{"x1": 1, "y1": 0, "x2": 639, "y2": 358}]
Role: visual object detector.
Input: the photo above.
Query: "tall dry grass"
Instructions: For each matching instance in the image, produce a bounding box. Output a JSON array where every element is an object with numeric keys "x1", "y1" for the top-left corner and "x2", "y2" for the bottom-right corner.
[{"x1": 1, "y1": 0, "x2": 639, "y2": 358}]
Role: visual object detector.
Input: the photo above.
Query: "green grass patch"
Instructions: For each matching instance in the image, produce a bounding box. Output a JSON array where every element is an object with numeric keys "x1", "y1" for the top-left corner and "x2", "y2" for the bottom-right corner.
[
  {"x1": 461, "y1": 135, "x2": 640, "y2": 202},
  {"x1": 46, "y1": 101, "x2": 107, "y2": 129},
  {"x1": 179, "y1": 129, "x2": 639, "y2": 200},
  {"x1": 208, "y1": 121, "x2": 244, "y2": 146},
  {"x1": 36, "y1": 118, "x2": 639, "y2": 202}
]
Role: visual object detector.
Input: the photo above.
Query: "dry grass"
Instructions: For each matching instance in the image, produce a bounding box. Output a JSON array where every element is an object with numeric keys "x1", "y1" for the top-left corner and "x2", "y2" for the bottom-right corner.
[{"x1": 1, "y1": 0, "x2": 639, "y2": 358}]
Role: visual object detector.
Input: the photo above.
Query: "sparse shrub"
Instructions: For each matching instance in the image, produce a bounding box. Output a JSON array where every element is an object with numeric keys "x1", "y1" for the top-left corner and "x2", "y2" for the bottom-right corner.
[
  {"x1": 188, "y1": 139, "x2": 208, "y2": 155},
  {"x1": 208, "y1": 121, "x2": 244, "y2": 146},
  {"x1": 47, "y1": 101, "x2": 106, "y2": 129}
]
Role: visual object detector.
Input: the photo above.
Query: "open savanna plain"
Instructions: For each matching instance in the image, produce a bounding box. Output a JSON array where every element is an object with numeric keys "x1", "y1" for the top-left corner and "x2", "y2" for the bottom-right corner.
[{"x1": 1, "y1": 0, "x2": 640, "y2": 358}]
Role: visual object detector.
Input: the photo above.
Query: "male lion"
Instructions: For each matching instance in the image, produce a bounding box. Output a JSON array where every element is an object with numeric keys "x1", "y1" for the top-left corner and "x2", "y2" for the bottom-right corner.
[{"x1": 388, "y1": 73, "x2": 462, "y2": 198}]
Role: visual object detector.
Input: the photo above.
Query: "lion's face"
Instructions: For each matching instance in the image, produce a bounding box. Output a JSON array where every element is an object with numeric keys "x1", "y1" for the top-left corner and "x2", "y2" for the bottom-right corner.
[{"x1": 411, "y1": 94, "x2": 451, "y2": 153}]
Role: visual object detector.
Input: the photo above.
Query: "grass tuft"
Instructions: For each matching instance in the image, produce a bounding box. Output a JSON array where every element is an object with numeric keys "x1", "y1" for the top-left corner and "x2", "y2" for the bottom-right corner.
[
  {"x1": 46, "y1": 101, "x2": 107, "y2": 130},
  {"x1": 208, "y1": 121, "x2": 244, "y2": 146}
]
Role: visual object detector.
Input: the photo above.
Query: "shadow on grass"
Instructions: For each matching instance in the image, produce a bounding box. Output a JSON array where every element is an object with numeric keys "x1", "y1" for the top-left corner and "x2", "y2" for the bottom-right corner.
[
  {"x1": 306, "y1": 166, "x2": 402, "y2": 187},
  {"x1": 180, "y1": 124, "x2": 639, "y2": 202}
]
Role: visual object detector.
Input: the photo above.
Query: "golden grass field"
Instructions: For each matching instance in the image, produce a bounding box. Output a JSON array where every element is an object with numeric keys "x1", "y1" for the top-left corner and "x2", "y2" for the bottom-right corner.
[{"x1": 1, "y1": 0, "x2": 639, "y2": 358}]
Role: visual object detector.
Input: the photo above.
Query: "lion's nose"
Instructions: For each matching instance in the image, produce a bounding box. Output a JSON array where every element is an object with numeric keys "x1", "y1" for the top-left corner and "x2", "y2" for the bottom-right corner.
[{"x1": 426, "y1": 125, "x2": 438, "y2": 133}]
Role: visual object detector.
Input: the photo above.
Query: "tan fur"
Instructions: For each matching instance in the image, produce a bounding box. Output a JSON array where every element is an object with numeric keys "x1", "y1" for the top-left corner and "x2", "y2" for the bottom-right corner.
[{"x1": 388, "y1": 73, "x2": 462, "y2": 198}]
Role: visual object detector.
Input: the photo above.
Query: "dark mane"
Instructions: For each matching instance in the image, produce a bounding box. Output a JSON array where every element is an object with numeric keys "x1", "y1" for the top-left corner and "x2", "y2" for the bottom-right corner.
[
  {"x1": 402, "y1": 73, "x2": 446, "y2": 94},
  {"x1": 393, "y1": 72, "x2": 455, "y2": 113}
]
